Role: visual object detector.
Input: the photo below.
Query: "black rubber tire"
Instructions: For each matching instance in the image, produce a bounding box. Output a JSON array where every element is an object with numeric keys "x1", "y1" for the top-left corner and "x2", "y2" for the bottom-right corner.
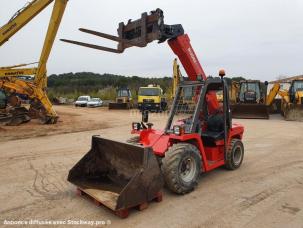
[
  {"x1": 225, "y1": 138, "x2": 244, "y2": 170},
  {"x1": 162, "y1": 143, "x2": 201, "y2": 194}
]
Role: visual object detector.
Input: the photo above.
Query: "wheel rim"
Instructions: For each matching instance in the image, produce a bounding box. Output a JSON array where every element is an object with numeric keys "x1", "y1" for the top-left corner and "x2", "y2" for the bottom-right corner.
[
  {"x1": 233, "y1": 145, "x2": 243, "y2": 166},
  {"x1": 179, "y1": 156, "x2": 196, "y2": 182}
]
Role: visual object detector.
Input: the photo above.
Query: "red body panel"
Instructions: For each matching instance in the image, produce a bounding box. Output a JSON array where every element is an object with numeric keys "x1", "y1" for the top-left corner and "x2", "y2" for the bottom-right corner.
[
  {"x1": 132, "y1": 123, "x2": 244, "y2": 172},
  {"x1": 130, "y1": 32, "x2": 245, "y2": 174},
  {"x1": 168, "y1": 34, "x2": 220, "y2": 113},
  {"x1": 168, "y1": 34, "x2": 206, "y2": 81}
]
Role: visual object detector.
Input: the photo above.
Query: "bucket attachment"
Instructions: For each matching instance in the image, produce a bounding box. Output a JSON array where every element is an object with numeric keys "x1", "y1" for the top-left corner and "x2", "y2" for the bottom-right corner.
[
  {"x1": 68, "y1": 136, "x2": 163, "y2": 212},
  {"x1": 231, "y1": 104, "x2": 269, "y2": 119},
  {"x1": 283, "y1": 104, "x2": 303, "y2": 121},
  {"x1": 108, "y1": 102, "x2": 130, "y2": 110}
]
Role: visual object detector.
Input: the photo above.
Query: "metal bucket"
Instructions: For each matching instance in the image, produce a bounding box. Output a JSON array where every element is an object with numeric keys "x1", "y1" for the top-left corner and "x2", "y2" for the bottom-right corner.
[
  {"x1": 108, "y1": 102, "x2": 129, "y2": 109},
  {"x1": 284, "y1": 104, "x2": 303, "y2": 121},
  {"x1": 68, "y1": 136, "x2": 163, "y2": 211},
  {"x1": 231, "y1": 104, "x2": 269, "y2": 119}
]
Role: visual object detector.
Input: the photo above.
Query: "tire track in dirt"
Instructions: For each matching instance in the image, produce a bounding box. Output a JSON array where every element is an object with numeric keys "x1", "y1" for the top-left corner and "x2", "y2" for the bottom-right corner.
[
  {"x1": 27, "y1": 161, "x2": 70, "y2": 201},
  {"x1": 0, "y1": 149, "x2": 80, "y2": 167},
  {"x1": 198, "y1": 169, "x2": 303, "y2": 227}
]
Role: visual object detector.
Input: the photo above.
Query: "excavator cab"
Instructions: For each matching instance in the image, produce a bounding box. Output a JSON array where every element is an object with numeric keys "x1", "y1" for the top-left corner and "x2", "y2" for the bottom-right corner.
[
  {"x1": 231, "y1": 80, "x2": 269, "y2": 119},
  {"x1": 108, "y1": 88, "x2": 133, "y2": 109},
  {"x1": 281, "y1": 79, "x2": 303, "y2": 121},
  {"x1": 289, "y1": 80, "x2": 303, "y2": 104},
  {"x1": 0, "y1": 89, "x2": 7, "y2": 109},
  {"x1": 238, "y1": 81, "x2": 261, "y2": 103}
]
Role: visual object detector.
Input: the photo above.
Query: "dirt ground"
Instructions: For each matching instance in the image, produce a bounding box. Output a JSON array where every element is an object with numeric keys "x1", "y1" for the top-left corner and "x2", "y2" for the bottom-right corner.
[{"x1": 0, "y1": 105, "x2": 303, "y2": 228}]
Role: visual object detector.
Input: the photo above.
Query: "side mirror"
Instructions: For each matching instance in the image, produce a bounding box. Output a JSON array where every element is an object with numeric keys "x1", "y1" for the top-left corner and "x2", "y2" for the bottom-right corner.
[{"x1": 142, "y1": 110, "x2": 149, "y2": 123}]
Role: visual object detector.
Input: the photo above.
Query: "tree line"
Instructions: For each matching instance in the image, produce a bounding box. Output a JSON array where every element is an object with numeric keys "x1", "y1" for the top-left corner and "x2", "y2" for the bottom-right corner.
[{"x1": 47, "y1": 72, "x2": 246, "y2": 100}]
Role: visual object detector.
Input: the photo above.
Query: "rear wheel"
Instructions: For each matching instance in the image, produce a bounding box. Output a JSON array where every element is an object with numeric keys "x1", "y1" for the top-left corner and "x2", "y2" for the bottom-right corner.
[
  {"x1": 162, "y1": 143, "x2": 201, "y2": 194},
  {"x1": 225, "y1": 139, "x2": 244, "y2": 170}
]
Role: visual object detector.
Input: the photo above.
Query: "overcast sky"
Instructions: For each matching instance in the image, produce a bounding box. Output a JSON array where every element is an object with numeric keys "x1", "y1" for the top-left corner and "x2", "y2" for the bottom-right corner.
[{"x1": 1, "y1": 0, "x2": 302, "y2": 80}]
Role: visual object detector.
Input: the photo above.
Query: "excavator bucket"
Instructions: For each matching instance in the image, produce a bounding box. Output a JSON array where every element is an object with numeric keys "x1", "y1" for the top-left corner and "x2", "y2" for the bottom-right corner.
[
  {"x1": 108, "y1": 102, "x2": 130, "y2": 110},
  {"x1": 283, "y1": 104, "x2": 303, "y2": 121},
  {"x1": 68, "y1": 136, "x2": 163, "y2": 214},
  {"x1": 231, "y1": 104, "x2": 269, "y2": 119}
]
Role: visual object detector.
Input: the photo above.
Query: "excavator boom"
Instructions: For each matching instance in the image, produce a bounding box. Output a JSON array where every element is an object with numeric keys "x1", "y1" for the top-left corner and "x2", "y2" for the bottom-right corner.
[
  {"x1": 0, "y1": 0, "x2": 68, "y2": 124},
  {"x1": 0, "y1": 0, "x2": 54, "y2": 46}
]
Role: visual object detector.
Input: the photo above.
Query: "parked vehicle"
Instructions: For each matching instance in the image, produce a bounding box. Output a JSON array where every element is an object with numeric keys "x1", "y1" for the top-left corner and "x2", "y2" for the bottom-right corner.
[
  {"x1": 137, "y1": 84, "x2": 167, "y2": 112},
  {"x1": 74, "y1": 96, "x2": 91, "y2": 107},
  {"x1": 87, "y1": 98, "x2": 103, "y2": 107},
  {"x1": 108, "y1": 88, "x2": 133, "y2": 109}
]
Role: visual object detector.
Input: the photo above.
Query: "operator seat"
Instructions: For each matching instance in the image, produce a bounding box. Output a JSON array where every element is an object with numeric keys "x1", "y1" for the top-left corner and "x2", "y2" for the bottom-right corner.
[{"x1": 201, "y1": 113, "x2": 224, "y2": 146}]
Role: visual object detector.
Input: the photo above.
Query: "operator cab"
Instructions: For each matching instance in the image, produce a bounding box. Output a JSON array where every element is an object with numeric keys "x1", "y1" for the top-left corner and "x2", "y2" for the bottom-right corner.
[
  {"x1": 200, "y1": 79, "x2": 230, "y2": 146},
  {"x1": 165, "y1": 77, "x2": 231, "y2": 146},
  {"x1": 289, "y1": 80, "x2": 303, "y2": 103}
]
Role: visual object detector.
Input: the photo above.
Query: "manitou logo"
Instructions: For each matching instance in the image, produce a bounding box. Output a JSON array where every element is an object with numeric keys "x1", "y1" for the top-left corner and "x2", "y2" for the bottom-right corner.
[
  {"x1": 2, "y1": 22, "x2": 17, "y2": 36},
  {"x1": 187, "y1": 47, "x2": 197, "y2": 64}
]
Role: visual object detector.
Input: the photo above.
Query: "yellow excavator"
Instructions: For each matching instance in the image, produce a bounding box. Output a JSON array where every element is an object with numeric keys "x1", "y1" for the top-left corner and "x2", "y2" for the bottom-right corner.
[
  {"x1": 108, "y1": 87, "x2": 133, "y2": 109},
  {"x1": 173, "y1": 59, "x2": 223, "y2": 103},
  {"x1": 172, "y1": 58, "x2": 182, "y2": 98},
  {"x1": 0, "y1": 0, "x2": 68, "y2": 124},
  {"x1": 230, "y1": 80, "x2": 269, "y2": 119},
  {"x1": 267, "y1": 80, "x2": 303, "y2": 121}
]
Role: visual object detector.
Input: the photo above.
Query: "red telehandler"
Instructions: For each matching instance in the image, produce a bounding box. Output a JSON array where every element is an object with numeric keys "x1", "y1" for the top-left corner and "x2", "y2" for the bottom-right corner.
[{"x1": 62, "y1": 9, "x2": 245, "y2": 218}]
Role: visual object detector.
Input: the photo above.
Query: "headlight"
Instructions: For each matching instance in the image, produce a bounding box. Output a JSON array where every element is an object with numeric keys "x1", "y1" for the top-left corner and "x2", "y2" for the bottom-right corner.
[
  {"x1": 132, "y1": 122, "x2": 141, "y2": 130},
  {"x1": 173, "y1": 125, "x2": 184, "y2": 136}
]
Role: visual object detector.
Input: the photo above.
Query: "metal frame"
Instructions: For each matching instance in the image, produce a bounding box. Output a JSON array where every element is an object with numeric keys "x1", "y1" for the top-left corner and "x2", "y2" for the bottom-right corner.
[
  {"x1": 164, "y1": 81, "x2": 204, "y2": 133},
  {"x1": 61, "y1": 8, "x2": 184, "y2": 54}
]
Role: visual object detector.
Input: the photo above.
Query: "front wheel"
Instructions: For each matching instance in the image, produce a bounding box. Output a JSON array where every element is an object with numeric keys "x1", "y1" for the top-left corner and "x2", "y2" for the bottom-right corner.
[
  {"x1": 162, "y1": 143, "x2": 201, "y2": 194},
  {"x1": 225, "y1": 138, "x2": 244, "y2": 170}
]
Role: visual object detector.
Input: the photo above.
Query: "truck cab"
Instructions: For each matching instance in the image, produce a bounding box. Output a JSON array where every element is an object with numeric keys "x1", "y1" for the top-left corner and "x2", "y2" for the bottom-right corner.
[{"x1": 137, "y1": 85, "x2": 167, "y2": 112}]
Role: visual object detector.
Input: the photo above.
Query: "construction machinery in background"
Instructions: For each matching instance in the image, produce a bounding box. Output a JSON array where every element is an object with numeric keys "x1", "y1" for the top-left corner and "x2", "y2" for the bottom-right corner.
[
  {"x1": 63, "y1": 8, "x2": 245, "y2": 218},
  {"x1": 267, "y1": 79, "x2": 303, "y2": 121},
  {"x1": 0, "y1": 0, "x2": 68, "y2": 124},
  {"x1": 266, "y1": 82, "x2": 282, "y2": 113},
  {"x1": 108, "y1": 87, "x2": 133, "y2": 109},
  {"x1": 229, "y1": 80, "x2": 240, "y2": 103},
  {"x1": 172, "y1": 58, "x2": 182, "y2": 97},
  {"x1": 0, "y1": 63, "x2": 37, "y2": 77},
  {"x1": 230, "y1": 80, "x2": 269, "y2": 119},
  {"x1": 137, "y1": 84, "x2": 167, "y2": 112}
]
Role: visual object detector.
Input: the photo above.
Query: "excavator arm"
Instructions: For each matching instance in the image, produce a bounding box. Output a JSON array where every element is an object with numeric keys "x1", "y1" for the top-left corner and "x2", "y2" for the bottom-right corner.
[
  {"x1": 172, "y1": 58, "x2": 181, "y2": 97},
  {"x1": 0, "y1": 0, "x2": 54, "y2": 46},
  {"x1": 0, "y1": 0, "x2": 68, "y2": 124},
  {"x1": 266, "y1": 83, "x2": 280, "y2": 106},
  {"x1": 0, "y1": 63, "x2": 37, "y2": 77}
]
